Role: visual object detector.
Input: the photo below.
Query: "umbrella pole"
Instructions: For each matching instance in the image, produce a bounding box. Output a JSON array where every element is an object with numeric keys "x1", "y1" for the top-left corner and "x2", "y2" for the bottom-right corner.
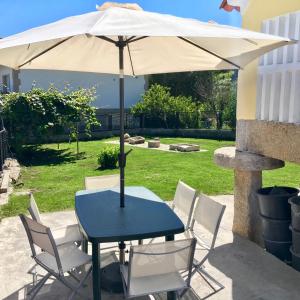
[{"x1": 118, "y1": 36, "x2": 125, "y2": 208}]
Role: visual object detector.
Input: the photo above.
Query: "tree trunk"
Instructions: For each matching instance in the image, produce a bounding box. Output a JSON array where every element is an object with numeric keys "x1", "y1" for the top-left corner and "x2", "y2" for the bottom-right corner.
[{"x1": 76, "y1": 123, "x2": 79, "y2": 156}]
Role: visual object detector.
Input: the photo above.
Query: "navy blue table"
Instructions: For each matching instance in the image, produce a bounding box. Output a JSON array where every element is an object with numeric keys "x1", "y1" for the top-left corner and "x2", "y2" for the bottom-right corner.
[{"x1": 75, "y1": 186, "x2": 184, "y2": 300}]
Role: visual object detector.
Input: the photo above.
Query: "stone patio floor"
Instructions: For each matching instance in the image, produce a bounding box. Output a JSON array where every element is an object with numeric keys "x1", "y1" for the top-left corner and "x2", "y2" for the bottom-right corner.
[{"x1": 1, "y1": 195, "x2": 300, "y2": 300}]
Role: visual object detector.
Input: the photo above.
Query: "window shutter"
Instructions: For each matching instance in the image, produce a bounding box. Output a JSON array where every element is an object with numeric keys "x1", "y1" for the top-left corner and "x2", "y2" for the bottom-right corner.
[{"x1": 257, "y1": 11, "x2": 300, "y2": 123}]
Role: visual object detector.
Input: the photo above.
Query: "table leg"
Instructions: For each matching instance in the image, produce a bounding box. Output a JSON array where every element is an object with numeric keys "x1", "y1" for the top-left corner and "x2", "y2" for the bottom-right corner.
[
  {"x1": 165, "y1": 234, "x2": 176, "y2": 300},
  {"x1": 92, "y1": 241, "x2": 101, "y2": 300},
  {"x1": 119, "y1": 241, "x2": 126, "y2": 264}
]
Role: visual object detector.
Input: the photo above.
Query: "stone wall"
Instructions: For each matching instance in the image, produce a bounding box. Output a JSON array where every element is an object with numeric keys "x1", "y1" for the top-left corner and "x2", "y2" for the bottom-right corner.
[{"x1": 237, "y1": 120, "x2": 300, "y2": 164}]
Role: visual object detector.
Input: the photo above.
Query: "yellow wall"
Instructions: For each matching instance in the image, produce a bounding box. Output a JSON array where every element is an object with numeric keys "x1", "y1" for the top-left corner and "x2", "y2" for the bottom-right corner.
[{"x1": 237, "y1": 0, "x2": 300, "y2": 120}]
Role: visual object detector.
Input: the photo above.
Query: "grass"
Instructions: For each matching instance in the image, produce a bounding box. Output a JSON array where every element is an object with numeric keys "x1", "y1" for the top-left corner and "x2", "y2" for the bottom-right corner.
[{"x1": 1, "y1": 137, "x2": 300, "y2": 219}]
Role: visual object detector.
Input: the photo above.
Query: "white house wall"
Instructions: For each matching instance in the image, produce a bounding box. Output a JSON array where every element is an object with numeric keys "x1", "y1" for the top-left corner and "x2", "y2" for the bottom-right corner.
[
  {"x1": 18, "y1": 70, "x2": 145, "y2": 109},
  {"x1": 0, "y1": 65, "x2": 13, "y2": 92}
]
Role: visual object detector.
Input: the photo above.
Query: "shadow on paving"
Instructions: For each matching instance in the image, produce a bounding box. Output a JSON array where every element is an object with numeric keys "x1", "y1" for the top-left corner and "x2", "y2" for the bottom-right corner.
[
  {"x1": 208, "y1": 235, "x2": 300, "y2": 300},
  {"x1": 2, "y1": 277, "x2": 206, "y2": 300},
  {"x1": 17, "y1": 145, "x2": 86, "y2": 167}
]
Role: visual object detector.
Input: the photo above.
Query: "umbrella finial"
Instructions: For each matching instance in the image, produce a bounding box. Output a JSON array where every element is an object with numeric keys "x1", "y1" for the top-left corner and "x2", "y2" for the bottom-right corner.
[{"x1": 96, "y1": 2, "x2": 143, "y2": 11}]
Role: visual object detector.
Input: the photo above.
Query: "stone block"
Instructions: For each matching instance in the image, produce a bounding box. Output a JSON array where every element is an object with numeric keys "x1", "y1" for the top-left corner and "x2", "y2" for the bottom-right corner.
[{"x1": 214, "y1": 146, "x2": 284, "y2": 171}]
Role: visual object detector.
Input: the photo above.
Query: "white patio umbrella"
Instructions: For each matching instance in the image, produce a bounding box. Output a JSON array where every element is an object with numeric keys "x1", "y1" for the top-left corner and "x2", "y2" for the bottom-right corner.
[{"x1": 0, "y1": 3, "x2": 294, "y2": 207}]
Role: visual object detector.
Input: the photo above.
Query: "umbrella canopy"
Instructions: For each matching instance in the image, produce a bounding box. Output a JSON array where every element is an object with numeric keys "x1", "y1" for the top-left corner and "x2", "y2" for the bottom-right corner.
[
  {"x1": 0, "y1": 6, "x2": 294, "y2": 74},
  {"x1": 0, "y1": 4, "x2": 295, "y2": 208}
]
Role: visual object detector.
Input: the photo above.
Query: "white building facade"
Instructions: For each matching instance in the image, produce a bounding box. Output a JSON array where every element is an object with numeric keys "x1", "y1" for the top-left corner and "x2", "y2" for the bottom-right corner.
[{"x1": 0, "y1": 66, "x2": 146, "y2": 109}]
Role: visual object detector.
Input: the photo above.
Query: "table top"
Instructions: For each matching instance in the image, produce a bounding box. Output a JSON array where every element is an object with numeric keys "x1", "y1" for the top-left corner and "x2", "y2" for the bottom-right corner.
[{"x1": 75, "y1": 186, "x2": 184, "y2": 243}]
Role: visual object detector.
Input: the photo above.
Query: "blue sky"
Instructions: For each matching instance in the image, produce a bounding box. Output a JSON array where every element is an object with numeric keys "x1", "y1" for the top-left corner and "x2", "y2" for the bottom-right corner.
[{"x1": 0, "y1": 0, "x2": 241, "y2": 38}]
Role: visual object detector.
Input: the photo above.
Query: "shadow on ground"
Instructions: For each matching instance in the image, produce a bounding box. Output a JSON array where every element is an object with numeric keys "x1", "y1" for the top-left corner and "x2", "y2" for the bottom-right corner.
[
  {"x1": 2, "y1": 276, "x2": 204, "y2": 300},
  {"x1": 208, "y1": 235, "x2": 300, "y2": 300},
  {"x1": 17, "y1": 145, "x2": 86, "y2": 167}
]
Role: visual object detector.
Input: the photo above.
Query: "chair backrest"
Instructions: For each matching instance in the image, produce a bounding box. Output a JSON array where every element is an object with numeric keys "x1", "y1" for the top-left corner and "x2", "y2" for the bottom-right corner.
[
  {"x1": 19, "y1": 214, "x2": 62, "y2": 272},
  {"x1": 28, "y1": 193, "x2": 42, "y2": 223},
  {"x1": 172, "y1": 180, "x2": 197, "y2": 229},
  {"x1": 191, "y1": 193, "x2": 225, "y2": 248},
  {"x1": 84, "y1": 174, "x2": 120, "y2": 190},
  {"x1": 128, "y1": 238, "x2": 196, "y2": 290}
]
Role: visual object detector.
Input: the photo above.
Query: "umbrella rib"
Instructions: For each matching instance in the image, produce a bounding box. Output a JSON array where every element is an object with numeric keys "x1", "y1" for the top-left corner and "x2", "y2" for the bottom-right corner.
[
  {"x1": 18, "y1": 37, "x2": 73, "y2": 69},
  {"x1": 127, "y1": 36, "x2": 148, "y2": 44},
  {"x1": 97, "y1": 36, "x2": 117, "y2": 45},
  {"x1": 178, "y1": 37, "x2": 241, "y2": 69},
  {"x1": 126, "y1": 43, "x2": 136, "y2": 76},
  {"x1": 126, "y1": 36, "x2": 137, "y2": 43}
]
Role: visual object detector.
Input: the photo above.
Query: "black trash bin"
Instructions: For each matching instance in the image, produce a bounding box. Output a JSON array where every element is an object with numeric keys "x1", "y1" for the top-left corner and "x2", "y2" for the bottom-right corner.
[
  {"x1": 290, "y1": 247, "x2": 300, "y2": 271},
  {"x1": 264, "y1": 239, "x2": 292, "y2": 262},
  {"x1": 290, "y1": 225, "x2": 300, "y2": 253},
  {"x1": 257, "y1": 186, "x2": 299, "y2": 219},
  {"x1": 289, "y1": 196, "x2": 300, "y2": 231},
  {"x1": 257, "y1": 186, "x2": 299, "y2": 262},
  {"x1": 260, "y1": 215, "x2": 291, "y2": 241}
]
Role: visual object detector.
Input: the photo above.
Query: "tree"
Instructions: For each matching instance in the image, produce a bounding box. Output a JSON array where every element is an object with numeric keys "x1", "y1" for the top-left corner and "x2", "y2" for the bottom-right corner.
[
  {"x1": 223, "y1": 80, "x2": 237, "y2": 130},
  {"x1": 149, "y1": 72, "x2": 211, "y2": 102},
  {"x1": 1, "y1": 86, "x2": 99, "y2": 154},
  {"x1": 131, "y1": 84, "x2": 198, "y2": 128},
  {"x1": 149, "y1": 71, "x2": 237, "y2": 130},
  {"x1": 194, "y1": 71, "x2": 236, "y2": 130}
]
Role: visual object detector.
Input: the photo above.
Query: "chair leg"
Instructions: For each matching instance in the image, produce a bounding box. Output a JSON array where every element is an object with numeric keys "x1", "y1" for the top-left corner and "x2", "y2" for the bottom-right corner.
[
  {"x1": 27, "y1": 272, "x2": 51, "y2": 299},
  {"x1": 196, "y1": 266, "x2": 224, "y2": 291},
  {"x1": 67, "y1": 265, "x2": 93, "y2": 300},
  {"x1": 68, "y1": 271, "x2": 81, "y2": 283}
]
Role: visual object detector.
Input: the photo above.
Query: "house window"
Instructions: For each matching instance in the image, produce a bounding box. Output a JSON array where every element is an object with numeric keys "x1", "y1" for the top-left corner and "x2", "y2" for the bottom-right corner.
[{"x1": 1, "y1": 74, "x2": 11, "y2": 94}]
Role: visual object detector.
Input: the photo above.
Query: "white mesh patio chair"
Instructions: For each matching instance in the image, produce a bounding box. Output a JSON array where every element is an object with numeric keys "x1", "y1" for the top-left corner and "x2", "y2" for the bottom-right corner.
[
  {"x1": 84, "y1": 174, "x2": 120, "y2": 190},
  {"x1": 120, "y1": 238, "x2": 196, "y2": 299},
  {"x1": 148, "y1": 181, "x2": 197, "y2": 245},
  {"x1": 187, "y1": 193, "x2": 226, "y2": 293},
  {"x1": 172, "y1": 180, "x2": 198, "y2": 230},
  {"x1": 20, "y1": 214, "x2": 92, "y2": 300},
  {"x1": 28, "y1": 192, "x2": 83, "y2": 246}
]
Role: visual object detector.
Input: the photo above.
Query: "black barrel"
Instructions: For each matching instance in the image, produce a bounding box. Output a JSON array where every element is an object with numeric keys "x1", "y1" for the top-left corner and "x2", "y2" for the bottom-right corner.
[
  {"x1": 289, "y1": 196, "x2": 300, "y2": 231},
  {"x1": 257, "y1": 186, "x2": 299, "y2": 220},
  {"x1": 261, "y1": 215, "x2": 291, "y2": 241},
  {"x1": 264, "y1": 238, "x2": 292, "y2": 262},
  {"x1": 290, "y1": 247, "x2": 300, "y2": 271},
  {"x1": 257, "y1": 186, "x2": 298, "y2": 262},
  {"x1": 290, "y1": 226, "x2": 300, "y2": 253}
]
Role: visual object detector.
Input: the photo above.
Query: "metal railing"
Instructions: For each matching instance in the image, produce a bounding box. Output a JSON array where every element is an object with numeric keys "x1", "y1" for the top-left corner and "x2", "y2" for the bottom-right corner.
[
  {"x1": 77, "y1": 111, "x2": 232, "y2": 133},
  {"x1": 0, "y1": 128, "x2": 8, "y2": 171}
]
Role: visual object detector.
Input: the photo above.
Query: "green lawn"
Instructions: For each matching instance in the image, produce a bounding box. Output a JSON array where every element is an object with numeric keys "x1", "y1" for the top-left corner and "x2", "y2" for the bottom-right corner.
[{"x1": 1, "y1": 137, "x2": 300, "y2": 219}]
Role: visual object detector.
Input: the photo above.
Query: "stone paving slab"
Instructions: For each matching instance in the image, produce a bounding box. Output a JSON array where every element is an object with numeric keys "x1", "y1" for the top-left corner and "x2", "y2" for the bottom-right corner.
[{"x1": 1, "y1": 196, "x2": 300, "y2": 300}]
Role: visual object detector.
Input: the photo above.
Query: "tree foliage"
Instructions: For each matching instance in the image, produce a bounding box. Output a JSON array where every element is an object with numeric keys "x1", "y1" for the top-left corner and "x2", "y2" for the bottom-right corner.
[
  {"x1": 195, "y1": 71, "x2": 236, "y2": 130},
  {"x1": 131, "y1": 84, "x2": 199, "y2": 128},
  {"x1": 149, "y1": 71, "x2": 237, "y2": 130},
  {"x1": 1, "y1": 86, "x2": 99, "y2": 152}
]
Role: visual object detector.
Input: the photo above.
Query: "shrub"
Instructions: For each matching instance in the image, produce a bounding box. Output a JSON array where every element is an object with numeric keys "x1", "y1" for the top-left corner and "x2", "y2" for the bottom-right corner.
[
  {"x1": 97, "y1": 146, "x2": 120, "y2": 169},
  {"x1": 1, "y1": 86, "x2": 99, "y2": 153}
]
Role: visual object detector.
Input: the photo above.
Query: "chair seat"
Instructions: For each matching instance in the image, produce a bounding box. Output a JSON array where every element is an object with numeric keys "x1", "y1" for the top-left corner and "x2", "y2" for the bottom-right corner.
[
  {"x1": 52, "y1": 224, "x2": 83, "y2": 246},
  {"x1": 120, "y1": 264, "x2": 187, "y2": 297},
  {"x1": 36, "y1": 244, "x2": 91, "y2": 273}
]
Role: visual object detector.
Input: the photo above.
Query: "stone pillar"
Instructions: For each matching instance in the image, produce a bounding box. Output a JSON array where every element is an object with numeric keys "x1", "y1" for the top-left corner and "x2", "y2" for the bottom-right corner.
[
  {"x1": 234, "y1": 169, "x2": 262, "y2": 244},
  {"x1": 214, "y1": 147, "x2": 284, "y2": 244}
]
